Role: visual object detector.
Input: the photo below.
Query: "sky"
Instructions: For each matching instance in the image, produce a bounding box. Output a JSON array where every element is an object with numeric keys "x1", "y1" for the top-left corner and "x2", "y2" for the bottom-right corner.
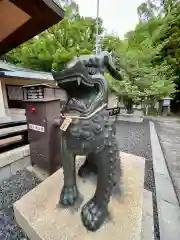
[{"x1": 75, "y1": 0, "x2": 144, "y2": 39}]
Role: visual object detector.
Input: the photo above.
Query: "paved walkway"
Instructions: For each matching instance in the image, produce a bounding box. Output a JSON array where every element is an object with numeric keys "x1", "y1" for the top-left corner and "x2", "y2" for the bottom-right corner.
[{"x1": 155, "y1": 118, "x2": 180, "y2": 204}]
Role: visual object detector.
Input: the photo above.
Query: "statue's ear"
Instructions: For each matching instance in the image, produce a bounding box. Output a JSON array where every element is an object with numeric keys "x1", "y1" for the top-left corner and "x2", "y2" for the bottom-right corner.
[{"x1": 66, "y1": 56, "x2": 78, "y2": 68}]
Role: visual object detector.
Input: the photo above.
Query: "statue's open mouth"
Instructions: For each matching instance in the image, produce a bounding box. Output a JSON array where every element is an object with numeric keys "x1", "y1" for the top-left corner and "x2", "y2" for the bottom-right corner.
[
  {"x1": 52, "y1": 62, "x2": 102, "y2": 114},
  {"x1": 58, "y1": 77, "x2": 99, "y2": 112}
]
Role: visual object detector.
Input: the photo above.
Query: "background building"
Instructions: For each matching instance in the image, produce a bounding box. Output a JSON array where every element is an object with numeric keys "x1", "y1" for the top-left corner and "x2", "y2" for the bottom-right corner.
[
  {"x1": 0, "y1": 0, "x2": 65, "y2": 55},
  {"x1": 0, "y1": 0, "x2": 65, "y2": 117},
  {"x1": 0, "y1": 61, "x2": 68, "y2": 117}
]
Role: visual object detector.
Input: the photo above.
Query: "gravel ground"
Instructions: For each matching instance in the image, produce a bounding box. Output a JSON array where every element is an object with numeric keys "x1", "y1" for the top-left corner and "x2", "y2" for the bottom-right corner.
[
  {"x1": 115, "y1": 120, "x2": 159, "y2": 240},
  {"x1": 115, "y1": 119, "x2": 153, "y2": 192},
  {"x1": 0, "y1": 119, "x2": 156, "y2": 240},
  {"x1": 0, "y1": 170, "x2": 40, "y2": 240}
]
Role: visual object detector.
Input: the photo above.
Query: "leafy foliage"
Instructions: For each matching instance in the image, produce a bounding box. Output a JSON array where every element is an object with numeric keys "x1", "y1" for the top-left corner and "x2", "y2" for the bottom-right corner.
[
  {"x1": 6, "y1": 4, "x2": 103, "y2": 71},
  {"x1": 5, "y1": 0, "x2": 180, "y2": 109}
]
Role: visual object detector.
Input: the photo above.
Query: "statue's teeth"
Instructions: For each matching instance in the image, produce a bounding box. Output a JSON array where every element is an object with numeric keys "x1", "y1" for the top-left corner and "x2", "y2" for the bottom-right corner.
[
  {"x1": 71, "y1": 98, "x2": 76, "y2": 103},
  {"x1": 72, "y1": 98, "x2": 79, "y2": 104},
  {"x1": 77, "y1": 77, "x2": 81, "y2": 86}
]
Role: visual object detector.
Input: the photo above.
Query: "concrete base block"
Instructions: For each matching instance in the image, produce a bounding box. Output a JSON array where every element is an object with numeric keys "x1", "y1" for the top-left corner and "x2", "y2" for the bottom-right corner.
[
  {"x1": 117, "y1": 114, "x2": 143, "y2": 123},
  {"x1": 10, "y1": 156, "x2": 31, "y2": 175},
  {"x1": 14, "y1": 152, "x2": 145, "y2": 240},
  {"x1": 0, "y1": 145, "x2": 30, "y2": 169},
  {"x1": 0, "y1": 164, "x2": 11, "y2": 184},
  {"x1": 0, "y1": 145, "x2": 30, "y2": 183},
  {"x1": 27, "y1": 165, "x2": 49, "y2": 182},
  {"x1": 27, "y1": 156, "x2": 86, "y2": 182},
  {"x1": 141, "y1": 189, "x2": 154, "y2": 240}
]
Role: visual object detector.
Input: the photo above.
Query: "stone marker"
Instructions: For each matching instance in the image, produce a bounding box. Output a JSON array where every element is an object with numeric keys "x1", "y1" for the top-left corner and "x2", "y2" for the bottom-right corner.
[{"x1": 14, "y1": 152, "x2": 145, "y2": 240}]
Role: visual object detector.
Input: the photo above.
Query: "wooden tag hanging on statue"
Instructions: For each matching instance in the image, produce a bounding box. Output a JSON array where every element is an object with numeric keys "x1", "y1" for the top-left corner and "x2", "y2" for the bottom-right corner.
[{"x1": 60, "y1": 117, "x2": 72, "y2": 131}]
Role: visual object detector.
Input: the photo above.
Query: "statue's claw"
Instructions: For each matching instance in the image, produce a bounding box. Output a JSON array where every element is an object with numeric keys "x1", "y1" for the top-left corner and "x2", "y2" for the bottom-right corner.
[
  {"x1": 59, "y1": 185, "x2": 78, "y2": 206},
  {"x1": 81, "y1": 199, "x2": 108, "y2": 231}
]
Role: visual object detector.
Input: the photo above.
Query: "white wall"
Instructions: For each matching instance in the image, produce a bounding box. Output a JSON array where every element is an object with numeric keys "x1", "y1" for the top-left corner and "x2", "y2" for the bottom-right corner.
[{"x1": 0, "y1": 79, "x2": 5, "y2": 117}]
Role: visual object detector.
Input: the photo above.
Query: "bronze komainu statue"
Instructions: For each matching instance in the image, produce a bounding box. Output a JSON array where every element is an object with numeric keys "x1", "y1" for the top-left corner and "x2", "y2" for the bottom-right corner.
[{"x1": 52, "y1": 52, "x2": 123, "y2": 231}]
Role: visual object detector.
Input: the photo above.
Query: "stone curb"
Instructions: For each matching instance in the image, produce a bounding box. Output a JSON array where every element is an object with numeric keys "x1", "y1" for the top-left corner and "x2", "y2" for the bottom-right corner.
[
  {"x1": 0, "y1": 145, "x2": 30, "y2": 183},
  {"x1": 149, "y1": 121, "x2": 180, "y2": 240},
  {"x1": 0, "y1": 145, "x2": 30, "y2": 168}
]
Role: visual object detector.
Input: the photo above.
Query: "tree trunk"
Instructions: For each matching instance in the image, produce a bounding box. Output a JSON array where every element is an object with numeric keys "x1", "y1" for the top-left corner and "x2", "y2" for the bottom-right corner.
[{"x1": 124, "y1": 98, "x2": 133, "y2": 114}]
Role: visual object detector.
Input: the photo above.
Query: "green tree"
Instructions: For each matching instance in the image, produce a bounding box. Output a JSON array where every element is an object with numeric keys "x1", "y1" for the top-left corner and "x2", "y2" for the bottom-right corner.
[
  {"x1": 106, "y1": 13, "x2": 176, "y2": 113},
  {"x1": 137, "y1": 0, "x2": 158, "y2": 22},
  {"x1": 6, "y1": 5, "x2": 103, "y2": 71},
  {"x1": 151, "y1": 1, "x2": 180, "y2": 111},
  {"x1": 5, "y1": 0, "x2": 177, "y2": 113}
]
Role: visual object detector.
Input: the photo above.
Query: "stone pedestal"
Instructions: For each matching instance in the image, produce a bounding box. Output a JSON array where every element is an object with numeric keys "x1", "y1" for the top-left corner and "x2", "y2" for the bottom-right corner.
[{"x1": 14, "y1": 152, "x2": 145, "y2": 240}]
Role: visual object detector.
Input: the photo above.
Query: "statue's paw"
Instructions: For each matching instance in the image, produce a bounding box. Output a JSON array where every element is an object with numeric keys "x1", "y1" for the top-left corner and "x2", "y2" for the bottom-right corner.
[
  {"x1": 59, "y1": 185, "x2": 78, "y2": 206},
  {"x1": 81, "y1": 199, "x2": 108, "y2": 231}
]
